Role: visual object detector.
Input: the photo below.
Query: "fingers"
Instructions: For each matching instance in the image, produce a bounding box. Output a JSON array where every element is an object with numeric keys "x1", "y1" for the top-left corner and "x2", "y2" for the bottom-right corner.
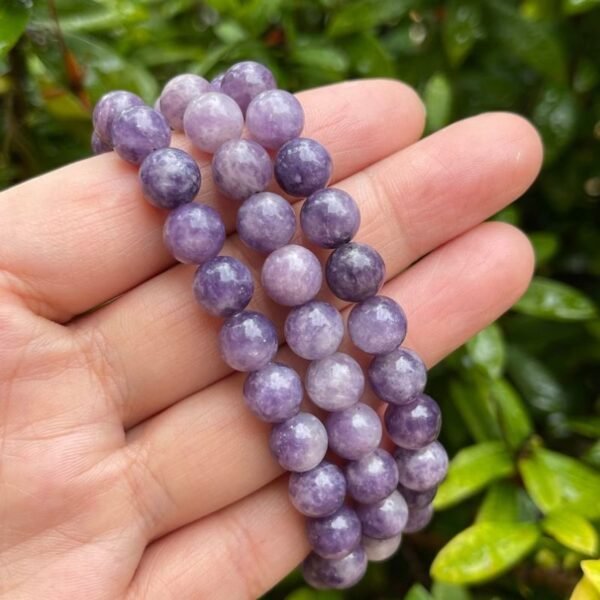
[
  {"x1": 0, "y1": 80, "x2": 424, "y2": 322},
  {"x1": 79, "y1": 112, "x2": 542, "y2": 427},
  {"x1": 124, "y1": 222, "x2": 534, "y2": 541}
]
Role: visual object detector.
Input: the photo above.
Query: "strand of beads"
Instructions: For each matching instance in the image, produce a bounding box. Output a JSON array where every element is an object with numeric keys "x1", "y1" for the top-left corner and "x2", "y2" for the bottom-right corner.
[{"x1": 90, "y1": 60, "x2": 449, "y2": 591}]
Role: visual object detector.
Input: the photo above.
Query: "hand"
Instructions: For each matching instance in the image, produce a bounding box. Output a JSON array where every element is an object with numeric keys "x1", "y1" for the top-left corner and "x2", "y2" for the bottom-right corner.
[{"x1": 0, "y1": 80, "x2": 542, "y2": 599}]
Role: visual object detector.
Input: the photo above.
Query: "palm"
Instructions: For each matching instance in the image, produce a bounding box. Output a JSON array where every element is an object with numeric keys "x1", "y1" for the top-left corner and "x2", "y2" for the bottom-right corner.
[{"x1": 0, "y1": 80, "x2": 541, "y2": 600}]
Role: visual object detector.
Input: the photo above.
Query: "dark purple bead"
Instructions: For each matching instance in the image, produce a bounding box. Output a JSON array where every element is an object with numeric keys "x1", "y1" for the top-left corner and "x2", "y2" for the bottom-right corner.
[
  {"x1": 284, "y1": 301, "x2": 344, "y2": 360},
  {"x1": 300, "y1": 188, "x2": 360, "y2": 249},
  {"x1": 326, "y1": 402, "x2": 382, "y2": 461},
  {"x1": 288, "y1": 461, "x2": 346, "y2": 517},
  {"x1": 384, "y1": 394, "x2": 441, "y2": 450},
  {"x1": 397, "y1": 484, "x2": 438, "y2": 509},
  {"x1": 394, "y1": 442, "x2": 449, "y2": 491},
  {"x1": 193, "y1": 256, "x2": 253, "y2": 317},
  {"x1": 348, "y1": 296, "x2": 407, "y2": 355},
  {"x1": 243, "y1": 362, "x2": 302, "y2": 423},
  {"x1": 91, "y1": 131, "x2": 112, "y2": 154},
  {"x1": 307, "y1": 505, "x2": 362, "y2": 560},
  {"x1": 92, "y1": 90, "x2": 144, "y2": 145},
  {"x1": 220, "y1": 61, "x2": 276, "y2": 114},
  {"x1": 237, "y1": 192, "x2": 296, "y2": 254},
  {"x1": 362, "y1": 534, "x2": 402, "y2": 562},
  {"x1": 111, "y1": 106, "x2": 171, "y2": 165},
  {"x1": 274, "y1": 138, "x2": 333, "y2": 198},
  {"x1": 159, "y1": 73, "x2": 210, "y2": 130},
  {"x1": 163, "y1": 202, "x2": 225, "y2": 264},
  {"x1": 404, "y1": 504, "x2": 434, "y2": 534},
  {"x1": 218, "y1": 310, "x2": 278, "y2": 372},
  {"x1": 303, "y1": 547, "x2": 367, "y2": 590},
  {"x1": 326, "y1": 242, "x2": 385, "y2": 302},
  {"x1": 356, "y1": 490, "x2": 408, "y2": 539},
  {"x1": 139, "y1": 148, "x2": 201, "y2": 209},
  {"x1": 345, "y1": 449, "x2": 399, "y2": 504},
  {"x1": 368, "y1": 347, "x2": 427, "y2": 405}
]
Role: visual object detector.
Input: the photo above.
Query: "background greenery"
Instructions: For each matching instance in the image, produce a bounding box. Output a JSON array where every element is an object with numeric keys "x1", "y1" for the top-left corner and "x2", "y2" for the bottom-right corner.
[{"x1": 1, "y1": 0, "x2": 599, "y2": 598}]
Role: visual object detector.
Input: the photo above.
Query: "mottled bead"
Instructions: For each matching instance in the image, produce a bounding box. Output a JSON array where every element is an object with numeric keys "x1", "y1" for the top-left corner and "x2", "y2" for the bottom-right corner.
[
  {"x1": 303, "y1": 547, "x2": 367, "y2": 590},
  {"x1": 348, "y1": 296, "x2": 407, "y2": 355},
  {"x1": 220, "y1": 61, "x2": 276, "y2": 114},
  {"x1": 243, "y1": 362, "x2": 302, "y2": 423},
  {"x1": 92, "y1": 90, "x2": 144, "y2": 145},
  {"x1": 326, "y1": 242, "x2": 385, "y2": 302},
  {"x1": 300, "y1": 188, "x2": 360, "y2": 249},
  {"x1": 306, "y1": 352, "x2": 364, "y2": 411},
  {"x1": 368, "y1": 347, "x2": 427, "y2": 405},
  {"x1": 163, "y1": 202, "x2": 225, "y2": 264},
  {"x1": 289, "y1": 461, "x2": 346, "y2": 517},
  {"x1": 212, "y1": 139, "x2": 272, "y2": 202},
  {"x1": 394, "y1": 442, "x2": 449, "y2": 491},
  {"x1": 91, "y1": 131, "x2": 112, "y2": 154},
  {"x1": 397, "y1": 484, "x2": 438, "y2": 509},
  {"x1": 111, "y1": 106, "x2": 171, "y2": 165},
  {"x1": 384, "y1": 394, "x2": 441, "y2": 450},
  {"x1": 284, "y1": 301, "x2": 344, "y2": 360},
  {"x1": 159, "y1": 73, "x2": 210, "y2": 130},
  {"x1": 261, "y1": 245, "x2": 322, "y2": 307},
  {"x1": 326, "y1": 402, "x2": 382, "y2": 461},
  {"x1": 139, "y1": 148, "x2": 201, "y2": 209},
  {"x1": 404, "y1": 504, "x2": 434, "y2": 534},
  {"x1": 274, "y1": 138, "x2": 333, "y2": 198},
  {"x1": 356, "y1": 490, "x2": 408, "y2": 539},
  {"x1": 237, "y1": 192, "x2": 296, "y2": 253},
  {"x1": 307, "y1": 505, "x2": 362, "y2": 560},
  {"x1": 183, "y1": 92, "x2": 243, "y2": 154},
  {"x1": 270, "y1": 412, "x2": 328, "y2": 472},
  {"x1": 362, "y1": 534, "x2": 402, "y2": 562},
  {"x1": 345, "y1": 449, "x2": 399, "y2": 504},
  {"x1": 193, "y1": 256, "x2": 253, "y2": 317},
  {"x1": 209, "y1": 72, "x2": 224, "y2": 92},
  {"x1": 246, "y1": 89, "x2": 304, "y2": 149},
  {"x1": 218, "y1": 310, "x2": 278, "y2": 372}
]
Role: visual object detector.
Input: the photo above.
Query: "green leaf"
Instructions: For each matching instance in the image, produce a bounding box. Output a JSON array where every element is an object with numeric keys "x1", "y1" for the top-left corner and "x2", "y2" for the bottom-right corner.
[
  {"x1": 442, "y1": 0, "x2": 484, "y2": 67},
  {"x1": 563, "y1": 0, "x2": 600, "y2": 15},
  {"x1": 542, "y1": 510, "x2": 599, "y2": 556},
  {"x1": 434, "y1": 442, "x2": 515, "y2": 509},
  {"x1": 488, "y1": 378, "x2": 533, "y2": 450},
  {"x1": 519, "y1": 447, "x2": 600, "y2": 519},
  {"x1": 476, "y1": 481, "x2": 520, "y2": 523},
  {"x1": 568, "y1": 417, "x2": 600, "y2": 439},
  {"x1": 424, "y1": 73, "x2": 452, "y2": 133},
  {"x1": 529, "y1": 231, "x2": 559, "y2": 266},
  {"x1": 431, "y1": 522, "x2": 540, "y2": 584},
  {"x1": 285, "y1": 588, "x2": 344, "y2": 600},
  {"x1": 328, "y1": 0, "x2": 414, "y2": 37},
  {"x1": 582, "y1": 560, "x2": 600, "y2": 593},
  {"x1": 465, "y1": 323, "x2": 505, "y2": 379},
  {"x1": 342, "y1": 33, "x2": 396, "y2": 78},
  {"x1": 514, "y1": 277, "x2": 597, "y2": 321},
  {"x1": 431, "y1": 582, "x2": 472, "y2": 600},
  {"x1": 0, "y1": 0, "x2": 31, "y2": 58},
  {"x1": 570, "y1": 576, "x2": 600, "y2": 600},
  {"x1": 405, "y1": 584, "x2": 434, "y2": 600}
]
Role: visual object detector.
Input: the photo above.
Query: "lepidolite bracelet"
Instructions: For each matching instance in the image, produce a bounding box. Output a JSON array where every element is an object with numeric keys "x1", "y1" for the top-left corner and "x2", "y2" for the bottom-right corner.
[{"x1": 91, "y1": 61, "x2": 448, "y2": 590}]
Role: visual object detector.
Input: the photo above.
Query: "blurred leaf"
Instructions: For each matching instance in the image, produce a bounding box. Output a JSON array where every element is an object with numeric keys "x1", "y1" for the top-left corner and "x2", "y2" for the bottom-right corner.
[
  {"x1": 342, "y1": 33, "x2": 396, "y2": 78},
  {"x1": 434, "y1": 442, "x2": 515, "y2": 509},
  {"x1": 290, "y1": 42, "x2": 349, "y2": 74},
  {"x1": 529, "y1": 231, "x2": 560, "y2": 266},
  {"x1": 514, "y1": 277, "x2": 597, "y2": 321},
  {"x1": 0, "y1": 0, "x2": 31, "y2": 58},
  {"x1": 570, "y1": 576, "x2": 600, "y2": 600},
  {"x1": 542, "y1": 510, "x2": 599, "y2": 555},
  {"x1": 582, "y1": 560, "x2": 600, "y2": 593},
  {"x1": 442, "y1": 0, "x2": 484, "y2": 67},
  {"x1": 424, "y1": 72, "x2": 452, "y2": 132},
  {"x1": 563, "y1": 0, "x2": 600, "y2": 15},
  {"x1": 214, "y1": 20, "x2": 248, "y2": 44},
  {"x1": 405, "y1": 584, "x2": 434, "y2": 600},
  {"x1": 476, "y1": 481, "x2": 520, "y2": 523},
  {"x1": 465, "y1": 323, "x2": 505, "y2": 379},
  {"x1": 328, "y1": 0, "x2": 414, "y2": 37},
  {"x1": 583, "y1": 440, "x2": 600, "y2": 469},
  {"x1": 285, "y1": 588, "x2": 344, "y2": 600},
  {"x1": 488, "y1": 378, "x2": 534, "y2": 450},
  {"x1": 431, "y1": 522, "x2": 540, "y2": 583},
  {"x1": 567, "y1": 417, "x2": 600, "y2": 438},
  {"x1": 431, "y1": 582, "x2": 472, "y2": 600}
]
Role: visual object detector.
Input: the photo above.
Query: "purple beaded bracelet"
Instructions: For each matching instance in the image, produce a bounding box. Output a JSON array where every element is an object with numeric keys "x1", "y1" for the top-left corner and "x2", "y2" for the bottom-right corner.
[{"x1": 91, "y1": 60, "x2": 449, "y2": 591}]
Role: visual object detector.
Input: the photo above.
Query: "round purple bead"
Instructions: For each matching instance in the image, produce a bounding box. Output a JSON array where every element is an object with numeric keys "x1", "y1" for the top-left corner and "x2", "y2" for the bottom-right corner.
[
  {"x1": 362, "y1": 534, "x2": 402, "y2": 562},
  {"x1": 306, "y1": 352, "x2": 364, "y2": 411},
  {"x1": 220, "y1": 61, "x2": 276, "y2": 114},
  {"x1": 163, "y1": 202, "x2": 225, "y2": 264},
  {"x1": 303, "y1": 547, "x2": 367, "y2": 590},
  {"x1": 139, "y1": 148, "x2": 201, "y2": 210},
  {"x1": 111, "y1": 106, "x2": 171, "y2": 165},
  {"x1": 404, "y1": 504, "x2": 434, "y2": 534},
  {"x1": 270, "y1": 412, "x2": 327, "y2": 472},
  {"x1": 288, "y1": 461, "x2": 346, "y2": 518},
  {"x1": 183, "y1": 92, "x2": 243, "y2": 154},
  {"x1": 384, "y1": 394, "x2": 442, "y2": 450},
  {"x1": 356, "y1": 490, "x2": 408, "y2": 539},
  {"x1": 284, "y1": 301, "x2": 344, "y2": 360},
  {"x1": 209, "y1": 72, "x2": 225, "y2": 92},
  {"x1": 307, "y1": 505, "x2": 362, "y2": 560},
  {"x1": 274, "y1": 138, "x2": 333, "y2": 198},
  {"x1": 218, "y1": 310, "x2": 278, "y2": 372},
  {"x1": 300, "y1": 188, "x2": 360, "y2": 249},
  {"x1": 237, "y1": 192, "x2": 296, "y2": 254},
  {"x1": 243, "y1": 362, "x2": 302, "y2": 423},
  {"x1": 91, "y1": 131, "x2": 112, "y2": 154},
  {"x1": 348, "y1": 296, "x2": 407, "y2": 355},
  {"x1": 246, "y1": 89, "x2": 305, "y2": 150},
  {"x1": 193, "y1": 256, "x2": 253, "y2": 317},
  {"x1": 397, "y1": 484, "x2": 438, "y2": 509},
  {"x1": 345, "y1": 449, "x2": 399, "y2": 504},
  {"x1": 325, "y1": 402, "x2": 382, "y2": 461},
  {"x1": 92, "y1": 90, "x2": 144, "y2": 145},
  {"x1": 394, "y1": 441, "x2": 449, "y2": 491},
  {"x1": 326, "y1": 242, "x2": 385, "y2": 302},
  {"x1": 212, "y1": 139, "x2": 272, "y2": 202},
  {"x1": 261, "y1": 245, "x2": 322, "y2": 307},
  {"x1": 368, "y1": 347, "x2": 427, "y2": 405},
  {"x1": 159, "y1": 73, "x2": 210, "y2": 131}
]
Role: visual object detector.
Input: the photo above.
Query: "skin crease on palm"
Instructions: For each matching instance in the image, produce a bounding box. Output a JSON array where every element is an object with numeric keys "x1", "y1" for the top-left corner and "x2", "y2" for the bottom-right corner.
[{"x1": 0, "y1": 79, "x2": 543, "y2": 600}]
